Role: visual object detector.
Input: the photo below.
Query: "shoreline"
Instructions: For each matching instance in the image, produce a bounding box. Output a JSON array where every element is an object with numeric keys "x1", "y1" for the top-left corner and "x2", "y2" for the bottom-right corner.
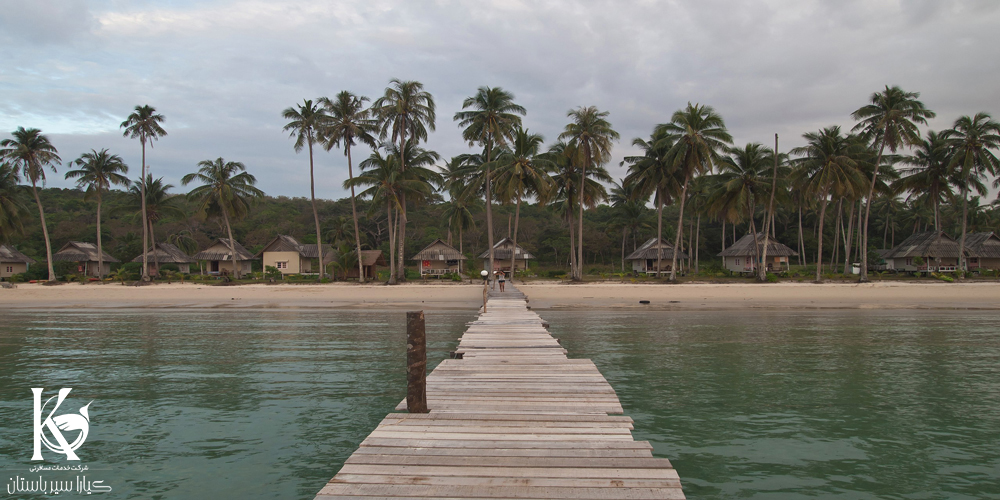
[{"x1": 0, "y1": 280, "x2": 998, "y2": 311}]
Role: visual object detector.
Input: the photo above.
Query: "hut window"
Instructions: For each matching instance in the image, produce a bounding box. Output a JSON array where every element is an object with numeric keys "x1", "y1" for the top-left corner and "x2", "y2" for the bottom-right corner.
[
  {"x1": 5, "y1": 266, "x2": 11, "y2": 273},
  {"x1": 970, "y1": 257, "x2": 979, "y2": 264},
  {"x1": 735, "y1": 258, "x2": 740, "y2": 266},
  {"x1": 276, "y1": 261, "x2": 288, "y2": 269}
]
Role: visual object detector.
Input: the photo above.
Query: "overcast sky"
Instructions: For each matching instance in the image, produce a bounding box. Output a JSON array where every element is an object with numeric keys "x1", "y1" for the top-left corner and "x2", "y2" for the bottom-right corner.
[{"x1": 2, "y1": 0, "x2": 998, "y2": 200}]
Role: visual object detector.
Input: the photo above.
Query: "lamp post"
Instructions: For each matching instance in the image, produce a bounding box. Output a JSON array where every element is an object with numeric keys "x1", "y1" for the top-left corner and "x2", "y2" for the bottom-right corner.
[{"x1": 480, "y1": 269, "x2": 489, "y2": 312}]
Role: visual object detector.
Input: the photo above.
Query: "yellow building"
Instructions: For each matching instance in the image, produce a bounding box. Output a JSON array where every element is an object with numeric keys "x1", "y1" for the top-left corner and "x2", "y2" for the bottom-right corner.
[
  {"x1": 256, "y1": 235, "x2": 333, "y2": 275},
  {"x1": 0, "y1": 244, "x2": 34, "y2": 279}
]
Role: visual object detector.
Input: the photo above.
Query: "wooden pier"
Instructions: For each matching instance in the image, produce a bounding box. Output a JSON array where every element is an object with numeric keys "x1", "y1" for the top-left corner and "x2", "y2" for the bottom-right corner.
[{"x1": 315, "y1": 285, "x2": 685, "y2": 499}]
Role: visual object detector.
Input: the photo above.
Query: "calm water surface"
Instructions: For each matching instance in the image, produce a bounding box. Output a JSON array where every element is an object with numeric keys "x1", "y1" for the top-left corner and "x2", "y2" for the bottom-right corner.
[{"x1": 1, "y1": 308, "x2": 998, "y2": 499}]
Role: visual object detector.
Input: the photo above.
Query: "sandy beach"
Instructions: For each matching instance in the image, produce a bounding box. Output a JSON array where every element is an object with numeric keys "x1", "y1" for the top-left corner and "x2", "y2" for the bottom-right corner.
[{"x1": 1, "y1": 280, "x2": 999, "y2": 311}]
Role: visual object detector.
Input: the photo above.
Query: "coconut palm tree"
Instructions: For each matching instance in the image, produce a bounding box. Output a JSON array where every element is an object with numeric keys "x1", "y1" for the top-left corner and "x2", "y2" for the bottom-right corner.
[
  {"x1": 372, "y1": 79, "x2": 436, "y2": 283},
  {"x1": 121, "y1": 105, "x2": 167, "y2": 281},
  {"x1": 65, "y1": 149, "x2": 130, "y2": 280},
  {"x1": 454, "y1": 86, "x2": 525, "y2": 279},
  {"x1": 622, "y1": 129, "x2": 680, "y2": 277},
  {"x1": 490, "y1": 128, "x2": 554, "y2": 278},
  {"x1": 790, "y1": 126, "x2": 868, "y2": 282},
  {"x1": 559, "y1": 106, "x2": 619, "y2": 280},
  {"x1": 545, "y1": 141, "x2": 611, "y2": 273},
  {"x1": 851, "y1": 86, "x2": 935, "y2": 281},
  {"x1": 282, "y1": 99, "x2": 330, "y2": 280},
  {"x1": 709, "y1": 143, "x2": 776, "y2": 274},
  {"x1": 894, "y1": 131, "x2": 955, "y2": 231},
  {"x1": 657, "y1": 103, "x2": 733, "y2": 281},
  {"x1": 0, "y1": 127, "x2": 61, "y2": 281},
  {"x1": 943, "y1": 113, "x2": 1000, "y2": 272},
  {"x1": 0, "y1": 163, "x2": 29, "y2": 243},
  {"x1": 350, "y1": 149, "x2": 401, "y2": 280},
  {"x1": 120, "y1": 175, "x2": 186, "y2": 276},
  {"x1": 321, "y1": 91, "x2": 379, "y2": 282},
  {"x1": 181, "y1": 158, "x2": 264, "y2": 279},
  {"x1": 441, "y1": 156, "x2": 480, "y2": 273},
  {"x1": 608, "y1": 179, "x2": 651, "y2": 273}
]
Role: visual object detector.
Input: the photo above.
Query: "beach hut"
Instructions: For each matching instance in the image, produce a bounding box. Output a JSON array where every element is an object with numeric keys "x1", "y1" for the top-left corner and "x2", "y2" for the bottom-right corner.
[
  {"x1": 52, "y1": 241, "x2": 119, "y2": 277},
  {"x1": 478, "y1": 237, "x2": 534, "y2": 273},
  {"x1": 718, "y1": 233, "x2": 798, "y2": 273},
  {"x1": 882, "y1": 231, "x2": 960, "y2": 273},
  {"x1": 961, "y1": 232, "x2": 1000, "y2": 272},
  {"x1": 131, "y1": 242, "x2": 196, "y2": 274},
  {"x1": 192, "y1": 238, "x2": 253, "y2": 275},
  {"x1": 256, "y1": 235, "x2": 334, "y2": 275},
  {"x1": 0, "y1": 244, "x2": 35, "y2": 279},
  {"x1": 345, "y1": 250, "x2": 387, "y2": 280},
  {"x1": 624, "y1": 238, "x2": 688, "y2": 276},
  {"x1": 411, "y1": 239, "x2": 467, "y2": 277}
]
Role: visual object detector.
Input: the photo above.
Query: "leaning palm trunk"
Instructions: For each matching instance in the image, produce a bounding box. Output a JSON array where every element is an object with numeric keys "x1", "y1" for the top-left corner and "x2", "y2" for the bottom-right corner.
[
  {"x1": 96, "y1": 191, "x2": 104, "y2": 281},
  {"x1": 814, "y1": 190, "x2": 831, "y2": 282},
  {"x1": 859, "y1": 143, "x2": 887, "y2": 282},
  {"x1": 959, "y1": 179, "x2": 969, "y2": 273},
  {"x1": 843, "y1": 200, "x2": 856, "y2": 275},
  {"x1": 695, "y1": 214, "x2": 701, "y2": 274},
  {"x1": 30, "y1": 180, "x2": 56, "y2": 281},
  {"x1": 669, "y1": 177, "x2": 690, "y2": 282},
  {"x1": 346, "y1": 146, "x2": 364, "y2": 283},
  {"x1": 509, "y1": 193, "x2": 521, "y2": 281},
  {"x1": 758, "y1": 134, "x2": 780, "y2": 281},
  {"x1": 149, "y1": 219, "x2": 160, "y2": 277},
  {"x1": 576, "y1": 149, "x2": 589, "y2": 281},
  {"x1": 568, "y1": 211, "x2": 576, "y2": 279},
  {"x1": 307, "y1": 137, "x2": 324, "y2": 280},
  {"x1": 222, "y1": 209, "x2": 240, "y2": 279},
  {"x1": 656, "y1": 190, "x2": 664, "y2": 277},
  {"x1": 387, "y1": 201, "x2": 396, "y2": 282}
]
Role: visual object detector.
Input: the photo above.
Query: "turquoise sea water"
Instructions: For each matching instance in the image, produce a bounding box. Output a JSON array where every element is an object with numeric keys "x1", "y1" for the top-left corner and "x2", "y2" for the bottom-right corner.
[{"x1": 1, "y1": 308, "x2": 998, "y2": 499}]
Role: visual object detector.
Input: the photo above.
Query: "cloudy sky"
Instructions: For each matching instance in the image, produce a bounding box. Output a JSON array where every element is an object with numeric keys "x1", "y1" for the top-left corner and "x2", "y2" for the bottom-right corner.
[{"x1": 2, "y1": 0, "x2": 998, "y2": 200}]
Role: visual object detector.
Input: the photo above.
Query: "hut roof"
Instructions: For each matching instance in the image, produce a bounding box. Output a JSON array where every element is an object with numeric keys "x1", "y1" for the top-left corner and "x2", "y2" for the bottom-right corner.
[
  {"x1": 718, "y1": 233, "x2": 798, "y2": 257},
  {"x1": 52, "y1": 241, "x2": 120, "y2": 263},
  {"x1": 255, "y1": 235, "x2": 334, "y2": 261},
  {"x1": 411, "y1": 239, "x2": 467, "y2": 261},
  {"x1": 192, "y1": 238, "x2": 254, "y2": 261},
  {"x1": 131, "y1": 242, "x2": 196, "y2": 264},
  {"x1": 360, "y1": 250, "x2": 387, "y2": 267},
  {"x1": 963, "y1": 232, "x2": 1000, "y2": 259},
  {"x1": 883, "y1": 231, "x2": 960, "y2": 259},
  {"x1": 0, "y1": 244, "x2": 35, "y2": 264},
  {"x1": 477, "y1": 237, "x2": 535, "y2": 260},
  {"x1": 624, "y1": 237, "x2": 688, "y2": 260}
]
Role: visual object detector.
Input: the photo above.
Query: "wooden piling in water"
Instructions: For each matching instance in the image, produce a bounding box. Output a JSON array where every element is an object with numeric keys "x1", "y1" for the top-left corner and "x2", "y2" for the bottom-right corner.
[{"x1": 405, "y1": 310, "x2": 428, "y2": 414}]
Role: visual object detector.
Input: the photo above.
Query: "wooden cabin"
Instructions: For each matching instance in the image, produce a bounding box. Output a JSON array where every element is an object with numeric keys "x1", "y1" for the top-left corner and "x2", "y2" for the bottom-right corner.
[
  {"x1": 192, "y1": 238, "x2": 253, "y2": 275},
  {"x1": 411, "y1": 239, "x2": 467, "y2": 277},
  {"x1": 0, "y1": 244, "x2": 35, "y2": 279},
  {"x1": 345, "y1": 250, "x2": 387, "y2": 280},
  {"x1": 132, "y1": 242, "x2": 196, "y2": 274},
  {"x1": 883, "y1": 231, "x2": 960, "y2": 273},
  {"x1": 478, "y1": 237, "x2": 535, "y2": 273},
  {"x1": 625, "y1": 238, "x2": 688, "y2": 276},
  {"x1": 718, "y1": 233, "x2": 798, "y2": 273},
  {"x1": 256, "y1": 235, "x2": 333, "y2": 275},
  {"x1": 963, "y1": 232, "x2": 1000, "y2": 272},
  {"x1": 52, "y1": 241, "x2": 119, "y2": 277}
]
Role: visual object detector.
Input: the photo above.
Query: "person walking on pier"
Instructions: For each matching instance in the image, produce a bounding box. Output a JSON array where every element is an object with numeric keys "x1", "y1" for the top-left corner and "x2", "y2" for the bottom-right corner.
[{"x1": 498, "y1": 270, "x2": 506, "y2": 292}]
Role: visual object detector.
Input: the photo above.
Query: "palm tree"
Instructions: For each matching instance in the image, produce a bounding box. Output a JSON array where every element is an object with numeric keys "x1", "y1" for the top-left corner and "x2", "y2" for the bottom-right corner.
[
  {"x1": 546, "y1": 141, "x2": 611, "y2": 273},
  {"x1": 282, "y1": 99, "x2": 330, "y2": 280},
  {"x1": 559, "y1": 107, "x2": 619, "y2": 280},
  {"x1": 454, "y1": 86, "x2": 525, "y2": 279},
  {"x1": 851, "y1": 86, "x2": 935, "y2": 281},
  {"x1": 657, "y1": 103, "x2": 733, "y2": 281},
  {"x1": 121, "y1": 105, "x2": 167, "y2": 280},
  {"x1": 120, "y1": 175, "x2": 186, "y2": 276},
  {"x1": 441, "y1": 156, "x2": 479, "y2": 273},
  {"x1": 790, "y1": 126, "x2": 868, "y2": 282},
  {"x1": 181, "y1": 158, "x2": 264, "y2": 279},
  {"x1": 372, "y1": 79, "x2": 436, "y2": 283},
  {"x1": 608, "y1": 179, "x2": 651, "y2": 273},
  {"x1": 64, "y1": 149, "x2": 130, "y2": 280},
  {"x1": 0, "y1": 163, "x2": 29, "y2": 243},
  {"x1": 321, "y1": 91, "x2": 379, "y2": 283},
  {"x1": 490, "y1": 128, "x2": 554, "y2": 278},
  {"x1": 710, "y1": 143, "x2": 776, "y2": 273},
  {"x1": 622, "y1": 129, "x2": 680, "y2": 277},
  {"x1": 0, "y1": 127, "x2": 61, "y2": 281},
  {"x1": 894, "y1": 131, "x2": 954, "y2": 231},
  {"x1": 943, "y1": 113, "x2": 1000, "y2": 272},
  {"x1": 350, "y1": 149, "x2": 401, "y2": 280}
]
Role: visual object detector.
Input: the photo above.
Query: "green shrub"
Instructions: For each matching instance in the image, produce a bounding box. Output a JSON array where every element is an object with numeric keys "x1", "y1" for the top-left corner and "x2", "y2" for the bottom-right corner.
[
  {"x1": 451, "y1": 273, "x2": 463, "y2": 282},
  {"x1": 8, "y1": 273, "x2": 24, "y2": 283},
  {"x1": 264, "y1": 266, "x2": 282, "y2": 280},
  {"x1": 765, "y1": 273, "x2": 779, "y2": 283},
  {"x1": 546, "y1": 270, "x2": 564, "y2": 278}
]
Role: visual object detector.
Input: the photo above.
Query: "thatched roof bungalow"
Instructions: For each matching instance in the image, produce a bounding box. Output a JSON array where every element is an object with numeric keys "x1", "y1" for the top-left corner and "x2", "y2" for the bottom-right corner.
[
  {"x1": 52, "y1": 241, "x2": 119, "y2": 277},
  {"x1": 718, "y1": 233, "x2": 797, "y2": 273},
  {"x1": 478, "y1": 237, "x2": 534, "y2": 273},
  {"x1": 132, "y1": 242, "x2": 196, "y2": 274},
  {"x1": 345, "y1": 250, "x2": 387, "y2": 280},
  {"x1": 625, "y1": 238, "x2": 688, "y2": 276},
  {"x1": 883, "y1": 231, "x2": 960, "y2": 272},
  {"x1": 0, "y1": 244, "x2": 35, "y2": 279},
  {"x1": 962, "y1": 232, "x2": 1000, "y2": 271},
  {"x1": 411, "y1": 239, "x2": 466, "y2": 276},
  {"x1": 256, "y1": 235, "x2": 334, "y2": 275},
  {"x1": 192, "y1": 238, "x2": 253, "y2": 275}
]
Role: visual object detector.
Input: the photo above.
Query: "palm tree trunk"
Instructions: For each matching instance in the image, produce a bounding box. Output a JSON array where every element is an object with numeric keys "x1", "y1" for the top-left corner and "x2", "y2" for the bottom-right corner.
[
  {"x1": 345, "y1": 146, "x2": 365, "y2": 283},
  {"x1": 695, "y1": 214, "x2": 700, "y2": 274},
  {"x1": 485, "y1": 143, "x2": 495, "y2": 282},
  {"x1": 797, "y1": 206, "x2": 804, "y2": 266},
  {"x1": 669, "y1": 177, "x2": 690, "y2": 282},
  {"x1": 576, "y1": 144, "x2": 590, "y2": 281},
  {"x1": 759, "y1": 134, "x2": 779, "y2": 281},
  {"x1": 149, "y1": 219, "x2": 160, "y2": 277},
  {"x1": 568, "y1": 211, "x2": 576, "y2": 279},
  {"x1": 222, "y1": 208, "x2": 240, "y2": 279},
  {"x1": 721, "y1": 219, "x2": 726, "y2": 252},
  {"x1": 96, "y1": 190, "x2": 104, "y2": 281},
  {"x1": 458, "y1": 225, "x2": 463, "y2": 275},
  {"x1": 859, "y1": 142, "x2": 887, "y2": 281},
  {"x1": 397, "y1": 135, "x2": 408, "y2": 282},
  {"x1": 31, "y1": 180, "x2": 56, "y2": 281},
  {"x1": 656, "y1": 191, "x2": 664, "y2": 277},
  {"x1": 307, "y1": 137, "x2": 324, "y2": 280},
  {"x1": 140, "y1": 140, "x2": 149, "y2": 280},
  {"x1": 621, "y1": 227, "x2": 626, "y2": 275},
  {"x1": 959, "y1": 179, "x2": 969, "y2": 273},
  {"x1": 387, "y1": 200, "x2": 396, "y2": 283},
  {"x1": 815, "y1": 191, "x2": 830, "y2": 282},
  {"x1": 843, "y1": 199, "x2": 856, "y2": 275},
  {"x1": 830, "y1": 198, "x2": 842, "y2": 272},
  {"x1": 510, "y1": 193, "x2": 521, "y2": 281}
]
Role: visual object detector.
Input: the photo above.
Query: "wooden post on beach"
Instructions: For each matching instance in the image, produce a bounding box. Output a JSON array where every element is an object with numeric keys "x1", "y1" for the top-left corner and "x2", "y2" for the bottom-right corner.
[{"x1": 406, "y1": 311, "x2": 428, "y2": 413}]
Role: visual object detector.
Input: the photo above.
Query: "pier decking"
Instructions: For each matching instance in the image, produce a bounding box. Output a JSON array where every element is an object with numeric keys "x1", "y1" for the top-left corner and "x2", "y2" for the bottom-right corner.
[{"x1": 315, "y1": 285, "x2": 685, "y2": 499}]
